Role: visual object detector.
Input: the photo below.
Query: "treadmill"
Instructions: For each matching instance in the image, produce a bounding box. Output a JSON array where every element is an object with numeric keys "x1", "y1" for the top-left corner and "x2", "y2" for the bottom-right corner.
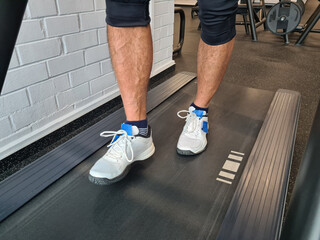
[{"x1": 0, "y1": 72, "x2": 300, "y2": 240}]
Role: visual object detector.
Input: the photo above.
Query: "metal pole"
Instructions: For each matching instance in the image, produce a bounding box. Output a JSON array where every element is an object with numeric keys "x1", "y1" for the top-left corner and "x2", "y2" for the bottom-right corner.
[
  {"x1": 296, "y1": 4, "x2": 320, "y2": 45},
  {"x1": 173, "y1": 7, "x2": 185, "y2": 55},
  {"x1": 246, "y1": 0, "x2": 258, "y2": 41}
]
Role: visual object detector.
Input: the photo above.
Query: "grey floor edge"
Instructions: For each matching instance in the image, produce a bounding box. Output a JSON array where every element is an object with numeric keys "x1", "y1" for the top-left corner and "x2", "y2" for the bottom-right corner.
[
  {"x1": 217, "y1": 89, "x2": 301, "y2": 240},
  {"x1": 0, "y1": 72, "x2": 196, "y2": 222}
]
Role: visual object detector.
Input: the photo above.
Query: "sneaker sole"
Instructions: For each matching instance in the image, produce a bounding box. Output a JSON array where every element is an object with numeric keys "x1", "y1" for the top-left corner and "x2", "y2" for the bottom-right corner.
[
  {"x1": 176, "y1": 145, "x2": 207, "y2": 156},
  {"x1": 88, "y1": 144, "x2": 155, "y2": 185}
]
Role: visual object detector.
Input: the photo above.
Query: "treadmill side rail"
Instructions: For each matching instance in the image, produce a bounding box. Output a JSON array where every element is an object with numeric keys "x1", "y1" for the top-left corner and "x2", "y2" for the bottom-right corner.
[{"x1": 217, "y1": 89, "x2": 301, "y2": 240}]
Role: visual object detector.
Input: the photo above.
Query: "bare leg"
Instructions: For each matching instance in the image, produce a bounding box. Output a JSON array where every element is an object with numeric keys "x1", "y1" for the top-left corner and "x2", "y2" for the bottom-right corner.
[
  {"x1": 194, "y1": 38, "x2": 235, "y2": 108},
  {"x1": 108, "y1": 25, "x2": 153, "y2": 121}
]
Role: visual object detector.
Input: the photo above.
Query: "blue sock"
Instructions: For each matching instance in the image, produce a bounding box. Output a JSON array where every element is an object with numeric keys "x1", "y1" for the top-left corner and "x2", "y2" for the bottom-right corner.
[
  {"x1": 191, "y1": 103, "x2": 208, "y2": 113},
  {"x1": 125, "y1": 119, "x2": 149, "y2": 136}
]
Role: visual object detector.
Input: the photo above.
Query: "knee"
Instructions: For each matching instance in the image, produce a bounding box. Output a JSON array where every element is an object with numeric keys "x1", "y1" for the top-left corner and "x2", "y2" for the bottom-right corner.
[
  {"x1": 105, "y1": 0, "x2": 150, "y2": 27},
  {"x1": 198, "y1": 0, "x2": 238, "y2": 45}
]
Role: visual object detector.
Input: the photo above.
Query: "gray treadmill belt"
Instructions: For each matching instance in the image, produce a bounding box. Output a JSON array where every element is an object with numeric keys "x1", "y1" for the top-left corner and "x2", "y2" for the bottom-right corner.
[
  {"x1": 0, "y1": 72, "x2": 196, "y2": 222},
  {"x1": 0, "y1": 78, "x2": 299, "y2": 240}
]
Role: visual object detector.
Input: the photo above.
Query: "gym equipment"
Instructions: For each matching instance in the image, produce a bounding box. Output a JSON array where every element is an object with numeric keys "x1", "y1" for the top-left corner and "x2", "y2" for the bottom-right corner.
[
  {"x1": 191, "y1": 2, "x2": 198, "y2": 18},
  {"x1": 173, "y1": 7, "x2": 186, "y2": 55},
  {"x1": 266, "y1": 0, "x2": 305, "y2": 36},
  {"x1": 237, "y1": 0, "x2": 267, "y2": 37},
  {"x1": 266, "y1": 0, "x2": 320, "y2": 45},
  {"x1": 190, "y1": 0, "x2": 266, "y2": 41},
  {"x1": 0, "y1": 72, "x2": 301, "y2": 240},
  {"x1": 295, "y1": 2, "x2": 320, "y2": 45}
]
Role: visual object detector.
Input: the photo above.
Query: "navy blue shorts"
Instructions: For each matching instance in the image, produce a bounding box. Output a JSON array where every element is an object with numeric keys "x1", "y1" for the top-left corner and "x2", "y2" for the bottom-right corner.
[{"x1": 105, "y1": 0, "x2": 238, "y2": 45}]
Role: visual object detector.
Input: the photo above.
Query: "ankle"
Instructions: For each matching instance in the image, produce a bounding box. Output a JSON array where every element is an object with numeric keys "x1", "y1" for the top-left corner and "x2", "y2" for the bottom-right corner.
[
  {"x1": 125, "y1": 119, "x2": 147, "y2": 128},
  {"x1": 125, "y1": 119, "x2": 149, "y2": 136},
  {"x1": 191, "y1": 103, "x2": 209, "y2": 113}
]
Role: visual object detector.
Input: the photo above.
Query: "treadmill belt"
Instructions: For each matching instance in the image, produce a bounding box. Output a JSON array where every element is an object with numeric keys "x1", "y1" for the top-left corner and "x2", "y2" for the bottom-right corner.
[{"x1": 0, "y1": 80, "x2": 275, "y2": 240}]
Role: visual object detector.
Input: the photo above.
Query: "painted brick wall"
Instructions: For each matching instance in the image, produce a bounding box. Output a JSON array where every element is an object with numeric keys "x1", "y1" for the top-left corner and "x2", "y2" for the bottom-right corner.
[
  {"x1": 152, "y1": 0, "x2": 175, "y2": 74},
  {"x1": 0, "y1": 0, "x2": 175, "y2": 159}
]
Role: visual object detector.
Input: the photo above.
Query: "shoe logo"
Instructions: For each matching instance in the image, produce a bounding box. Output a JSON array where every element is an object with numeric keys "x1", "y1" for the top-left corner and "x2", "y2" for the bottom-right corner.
[
  {"x1": 202, "y1": 121, "x2": 208, "y2": 133},
  {"x1": 216, "y1": 150, "x2": 245, "y2": 185}
]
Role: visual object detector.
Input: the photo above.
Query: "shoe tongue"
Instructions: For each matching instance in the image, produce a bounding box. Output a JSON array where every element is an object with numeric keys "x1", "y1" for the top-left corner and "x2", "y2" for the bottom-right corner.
[
  {"x1": 189, "y1": 106, "x2": 196, "y2": 112},
  {"x1": 189, "y1": 106, "x2": 206, "y2": 118},
  {"x1": 120, "y1": 124, "x2": 139, "y2": 136}
]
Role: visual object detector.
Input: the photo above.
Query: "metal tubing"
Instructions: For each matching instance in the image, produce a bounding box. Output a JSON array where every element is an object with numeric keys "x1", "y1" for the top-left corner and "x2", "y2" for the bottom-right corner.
[
  {"x1": 246, "y1": 0, "x2": 258, "y2": 41},
  {"x1": 173, "y1": 7, "x2": 185, "y2": 55},
  {"x1": 296, "y1": 4, "x2": 320, "y2": 45},
  {"x1": 243, "y1": 15, "x2": 249, "y2": 35}
]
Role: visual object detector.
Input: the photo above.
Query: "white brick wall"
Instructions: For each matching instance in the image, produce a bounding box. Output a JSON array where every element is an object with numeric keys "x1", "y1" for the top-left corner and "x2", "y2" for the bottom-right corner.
[
  {"x1": 52, "y1": 74, "x2": 70, "y2": 92},
  {"x1": 0, "y1": 89, "x2": 30, "y2": 118},
  {"x1": 16, "y1": 20, "x2": 45, "y2": 44},
  {"x1": 47, "y1": 51, "x2": 85, "y2": 76},
  {"x1": 80, "y1": 11, "x2": 106, "y2": 31},
  {"x1": 0, "y1": 0, "x2": 175, "y2": 159},
  {"x1": 69, "y1": 63, "x2": 101, "y2": 87},
  {"x1": 0, "y1": 117, "x2": 13, "y2": 139},
  {"x1": 9, "y1": 50, "x2": 20, "y2": 69},
  {"x1": 44, "y1": 15, "x2": 79, "y2": 37},
  {"x1": 57, "y1": 0, "x2": 94, "y2": 14},
  {"x1": 85, "y1": 44, "x2": 109, "y2": 65},
  {"x1": 94, "y1": 0, "x2": 106, "y2": 10},
  {"x1": 17, "y1": 38, "x2": 61, "y2": 65},
  {"x1": 12, "y1": 97, "x2": 57, "y2": 130},
  {"x1": 151, "y1": 0, "x2": 175, "y2": 76},
  {"x1": 63, "y1": 30, "x2": 98, "y2": 53},
  {"x1": 28, "y1": 80, "x2": 56, "y2": 104},
  {"x1": 29, "y1": 0, "x2": 58, "y2": 18},
  {"x1": 3, "y1": 63, "x2": 49, "y2": 94}
]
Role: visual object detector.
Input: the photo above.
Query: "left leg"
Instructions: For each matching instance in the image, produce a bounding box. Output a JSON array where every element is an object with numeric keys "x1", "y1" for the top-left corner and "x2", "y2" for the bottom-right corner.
[
  {"x1": 177, "y1": 0, "x2": 238, "y2": 155},
  {"x1": 195, "y1": 0, "x2": 238, "y2": 108},
  {"x1": 194, "y1": 38, "x2": 235, "y2": 108}
]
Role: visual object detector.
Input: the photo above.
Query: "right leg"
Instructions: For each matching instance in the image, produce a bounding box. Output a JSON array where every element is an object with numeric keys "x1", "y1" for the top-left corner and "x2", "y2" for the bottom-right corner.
[
  {"x1": 108, "y1": 25, "x2": 152, "y2": 121},
  {"x1": 107, "y1": 0, "x2": 153, "y2": 121},
  {"x1": 89, "y1": 0, "x2": 155, "y2": 185}
]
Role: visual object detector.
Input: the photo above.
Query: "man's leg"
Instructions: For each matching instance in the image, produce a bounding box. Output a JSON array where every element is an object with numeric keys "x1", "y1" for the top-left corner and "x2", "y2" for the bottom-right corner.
[
  {"x1": 194, "y1": 38, "x2": 235, "y2": 108},
  {"x1": 89, "y1": 0, "x2": 155, "y2": 185},
  {"x1": 108, "y1": 25, "x2": 153, "y2": 121},
  {"x1": 177, "y1": 0, "x2": 238, "y2": 155},
  {"x1": 194, "y1": 0, "x2": 238, "y2": 108}
]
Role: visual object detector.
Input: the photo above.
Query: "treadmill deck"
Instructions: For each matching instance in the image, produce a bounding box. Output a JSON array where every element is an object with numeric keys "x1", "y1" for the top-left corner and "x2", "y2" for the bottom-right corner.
[{"x1": 0, "y1": 80, "x2": 277, "y2": 239}]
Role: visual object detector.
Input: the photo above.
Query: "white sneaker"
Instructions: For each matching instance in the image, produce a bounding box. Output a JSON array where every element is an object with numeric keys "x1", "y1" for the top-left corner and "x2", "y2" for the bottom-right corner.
[
  {"x1": 89, "y1": 124, "x2": 155, "y2": 185},
  {"x1": 177, "y1": 106, "x2": 209, "y2": 155}
]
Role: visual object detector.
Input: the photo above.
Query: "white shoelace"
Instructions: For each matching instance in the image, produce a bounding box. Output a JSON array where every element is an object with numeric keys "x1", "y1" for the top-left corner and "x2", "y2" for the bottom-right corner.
[
  {"x1": 100, "y1": 130, "x2": 134, "y2": 162},
  {"x1": 177, "y1": 110, "x2": 201, "y2": 134}
]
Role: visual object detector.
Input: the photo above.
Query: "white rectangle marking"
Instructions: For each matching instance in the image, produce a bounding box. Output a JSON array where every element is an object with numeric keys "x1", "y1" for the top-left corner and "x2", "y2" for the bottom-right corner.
[
  {"x1": 219, "y1": 171, "x2": 235, "y2": 180},
  {"x1": 228, "y1": 154, "x2": 243, "y2": 162},
  {"x1": 216, "y1": 178, "x2": 232, "y2": 185},
  {"x1": 222, "y1": 160, "x2": 240, "y2": 173},
  {"x1": 231, "y1": 150, "x2": 245, "y2": 156}
]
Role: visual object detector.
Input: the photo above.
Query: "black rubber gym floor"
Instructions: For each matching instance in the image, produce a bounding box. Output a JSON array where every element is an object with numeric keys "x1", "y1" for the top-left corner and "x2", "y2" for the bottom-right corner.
[{"x1": 173, "y1": 0, "x2": 320, "y2": 213}]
